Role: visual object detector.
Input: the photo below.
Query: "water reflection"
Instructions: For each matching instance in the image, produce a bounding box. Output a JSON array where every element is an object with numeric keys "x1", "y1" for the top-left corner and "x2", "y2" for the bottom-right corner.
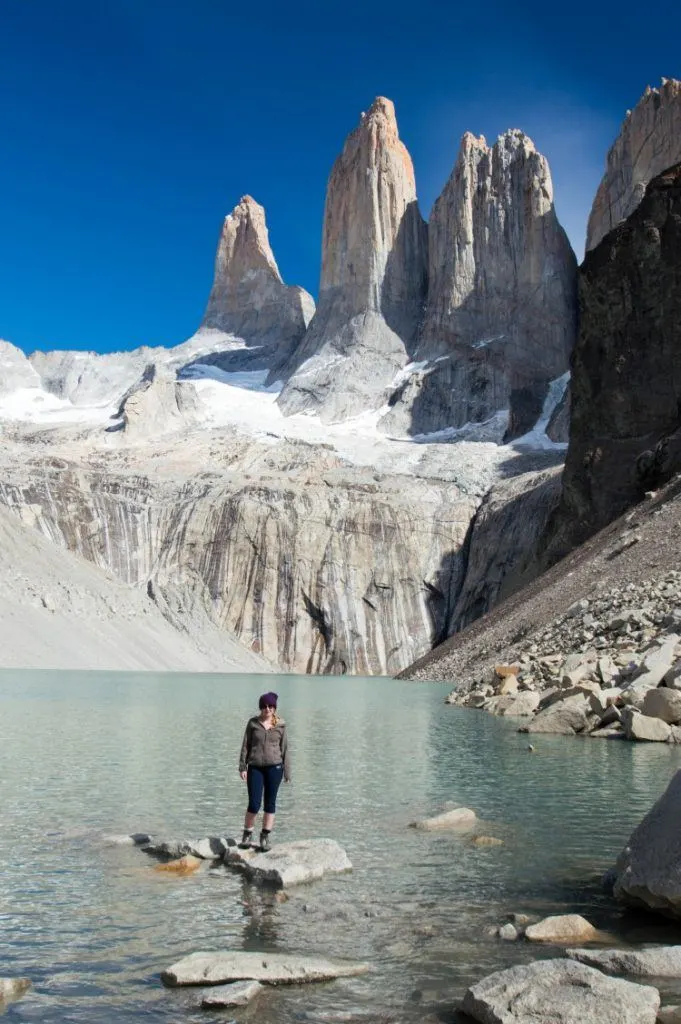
[{"x1": 2, "y1": 669, "x2": 681, "y2": 1022}]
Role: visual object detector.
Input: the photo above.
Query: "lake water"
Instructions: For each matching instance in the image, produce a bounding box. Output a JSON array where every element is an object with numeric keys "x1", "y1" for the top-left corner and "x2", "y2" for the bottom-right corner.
[{"x1": 3, "y1": 670, "x2": 681, "y2": 1023}]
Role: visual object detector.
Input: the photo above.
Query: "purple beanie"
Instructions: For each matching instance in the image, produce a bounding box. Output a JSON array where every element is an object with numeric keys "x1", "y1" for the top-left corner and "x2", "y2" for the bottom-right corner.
[{"x1": 258, "y1": 691, "x2": 278, "y2": 710}]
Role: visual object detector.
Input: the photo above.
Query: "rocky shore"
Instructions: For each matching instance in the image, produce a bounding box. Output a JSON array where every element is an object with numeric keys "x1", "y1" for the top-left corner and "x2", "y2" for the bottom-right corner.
[{"x1": 444, "y1": 567, "x2": 681, "y2": 743}]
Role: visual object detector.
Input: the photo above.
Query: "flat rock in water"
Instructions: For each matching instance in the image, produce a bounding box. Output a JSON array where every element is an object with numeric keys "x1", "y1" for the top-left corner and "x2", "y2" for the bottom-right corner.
[
  {"x1": 410, "y1": 808, "x2": 476, "y2": 830},
  {"x1": 199, "y1": 979, "x2": 264, "y2": 1006},
  {"x1": 103, "y1": 832, "x2": 152, "y2": 846},
  {"x1": 461, "y1": 958, "x2": 660, "y2": 1024},
  {"x1": 224, "y1": 838, "x2": 352, "y2": 887},
  {"x1": 144, "y1": 837, "x2": 233, "y2": 860},
  {"x1": 568, "y1": 946, "x2": 681, "y2": 977},
  {"x1": 161, "y1": 951, "x2": 370, "y2": 987},
  {"x1": 524, "y1": 913, "x2": 599, "y2": 943}
]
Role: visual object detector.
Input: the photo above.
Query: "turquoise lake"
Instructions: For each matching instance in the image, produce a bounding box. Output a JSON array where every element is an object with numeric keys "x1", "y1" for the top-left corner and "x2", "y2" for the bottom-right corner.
[{"x1": 2, "y1": 670, "x2": 681, "y2": 1022}]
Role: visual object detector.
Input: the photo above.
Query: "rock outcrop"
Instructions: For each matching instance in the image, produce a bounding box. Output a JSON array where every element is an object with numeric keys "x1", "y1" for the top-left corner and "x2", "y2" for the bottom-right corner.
[
  {"x1": 196, "y1": 195, "x2": 315, "y2": 377},
  {"x1": 381, "y1": 130, "x2": 577, "y2": 437},
  {"x1": 224, "y1": 838, "x2": 351, "y2": 887},
  {"x1": 277, "y1": 97, "x2": 428, "y2": 422},
  {"x1": 0, "y1": 340, "x2": 41, "y2": 396},
  {"x1": 587, "y1": 78, "x2": 681, "y2": 251},
  {"x1": 613, "y1": 768, "x2": 681, "y2": 917},
  {"x1": 462, "y1": 959, "x2": 660, "y2": 1024},
  {"x1": 161, "y1": 951, "x2": 370, "y2": 987},
  {"x1": 0, "y1": 502, "x2": 268, "y2": 672},
  {"x1": 543, "y1": 162, "x2": 681, "y2": 564},
  {"x1": 0, "y1": 431, "x2": 478, "y2": 675}
]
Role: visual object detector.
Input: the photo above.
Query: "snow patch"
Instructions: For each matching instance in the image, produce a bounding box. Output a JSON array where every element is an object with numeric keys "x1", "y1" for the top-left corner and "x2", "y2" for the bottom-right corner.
[{"x1": 511, "y1": 371, "x2": 570, "y2": 451}]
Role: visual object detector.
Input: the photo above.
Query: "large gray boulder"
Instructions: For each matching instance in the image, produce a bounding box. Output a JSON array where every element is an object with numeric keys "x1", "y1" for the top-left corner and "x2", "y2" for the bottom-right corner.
[
  {"x1": 224, "y1": 838, "x2": 351, "y2": 887},
  {"x1": 642, "y1": 687, "x2": 681, "y2": 725},
  {"x1": 621, "y1": 707, "x2": 671, "y2": 742},
  {"x1": 161, "y1": 951, "x2": 369, "y2": 987},
  {"x1": 614, "y1": 769, "x2": 681, "y2": 916},
  {"x1": 461, "y1": 958, "x2": 659, "y2": 1024},
  {"x1": 520, "y1": 703, "x2": 588, "y2": 735},
  {"x1": 568, "y1": 946, "x2": 681, "y2": 978}
]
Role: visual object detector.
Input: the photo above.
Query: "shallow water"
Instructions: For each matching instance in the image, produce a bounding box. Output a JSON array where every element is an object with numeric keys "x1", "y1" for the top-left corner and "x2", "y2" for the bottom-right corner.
[{"x1": 2, "y1": 669, "x2": 681, "y2": 1022}]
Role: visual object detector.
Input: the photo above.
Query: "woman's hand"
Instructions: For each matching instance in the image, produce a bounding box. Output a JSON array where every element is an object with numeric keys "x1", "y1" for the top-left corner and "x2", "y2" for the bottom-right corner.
[{"x1": 240, "y1": 770, "x2": 247, "y2": 781}]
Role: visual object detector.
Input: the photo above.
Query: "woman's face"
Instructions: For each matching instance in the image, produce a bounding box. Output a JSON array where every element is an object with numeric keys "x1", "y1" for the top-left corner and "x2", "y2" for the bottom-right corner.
[{"x1": 260, "y1": 703, "x2": 275, "y2": 720}]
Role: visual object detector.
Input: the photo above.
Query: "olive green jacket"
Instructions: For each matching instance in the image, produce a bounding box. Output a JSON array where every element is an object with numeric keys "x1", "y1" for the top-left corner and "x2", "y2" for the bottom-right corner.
[{"x1": 239, "y1": 716, "x2": 291, "y2": 781}]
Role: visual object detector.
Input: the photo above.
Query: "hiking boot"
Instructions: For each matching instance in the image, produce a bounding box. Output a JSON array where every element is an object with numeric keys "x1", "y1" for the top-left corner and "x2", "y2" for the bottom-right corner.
[
  {"x1": 259, "y1": 829, "x2": 271, "y2": 852},
  {"x1": 239, "y1": 828, "x2": 253, "y2": 849}
]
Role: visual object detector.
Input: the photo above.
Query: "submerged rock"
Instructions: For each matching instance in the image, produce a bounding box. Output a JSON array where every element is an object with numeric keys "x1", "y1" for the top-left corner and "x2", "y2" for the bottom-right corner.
[
  {"x1": 461, "y1": 958, "x2": 660, "y2": 1024},
  {"x1": 410, "y1": 807, "x2": 476, "y2": 830},
  {"x1": 0, "y1": 978, "x2": 32, "y2": 1004},
  {"x1": 161, "y1": 951, "x2": 370, "y2": 987},
  {"x1": 224, "y1": 838, "x2": 352, "y2": 888},
  {"x1": 199, "y1": 979, "x2": 264, "y2": 1007}
]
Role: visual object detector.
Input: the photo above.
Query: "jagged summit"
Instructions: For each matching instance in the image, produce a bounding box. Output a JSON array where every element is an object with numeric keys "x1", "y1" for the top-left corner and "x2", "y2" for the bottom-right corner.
[
  {"x1": 205, "y1": 195, "x2": 284, "y2": 305},
  {"x1": 380, "y1": 126, "x2": 577, "y2": 439},
  {"x1": 587, "y1": 77, "x2": 681, "y2": 251},
  {"x1": 277, "y1": 96, "x2": 428, "y2": 422},
  {"x1": 197, "y1": 195, "x2": 314, "y2": 375}
]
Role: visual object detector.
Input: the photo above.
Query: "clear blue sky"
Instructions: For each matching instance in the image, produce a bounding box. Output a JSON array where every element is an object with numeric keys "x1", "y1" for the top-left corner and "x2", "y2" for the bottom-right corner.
[{"x1": 1, "y1": 0, "x2": 678, "y2": 354}]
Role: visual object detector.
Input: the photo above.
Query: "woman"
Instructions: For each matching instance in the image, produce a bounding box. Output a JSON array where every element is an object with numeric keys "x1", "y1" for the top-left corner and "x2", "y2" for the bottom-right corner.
[{"x1": 238, "y1": 691, "x2": 291, "y2": 851}]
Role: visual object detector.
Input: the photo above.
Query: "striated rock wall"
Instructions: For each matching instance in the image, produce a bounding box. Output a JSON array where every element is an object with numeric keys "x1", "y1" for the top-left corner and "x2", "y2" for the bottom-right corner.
[
  {"x1": 278, "y1": 98, "x2": 428, "y2": 422},
  {"x1": 447, "y1": 463, "x2": 563, "y2": 634},
  {"x1": 543, "y1": 162, "x2": 681, "y2": 565},
  {"x1": 381, "y1": 130, "x2": 577, "y2": 437},
  {"x1": 0, "y1": 441, "x2": 476, "y2": 675},
  {"x1": 198, "y1": 195, "x2": 315, "y2": 377},
  {"x1": 587, "y1": 78, "x2": 681, "y2": 252}
]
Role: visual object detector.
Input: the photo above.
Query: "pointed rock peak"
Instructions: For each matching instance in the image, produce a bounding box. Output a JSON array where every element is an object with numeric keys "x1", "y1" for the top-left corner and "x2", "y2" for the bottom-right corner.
[
  {"x1": 362, "y1": 96, "x2": 396, "y2": 123},
  {"x1": 495, "y1": 129, "x2": 536, "y2": 153},
  {"x1": 587, "y1": 77, "x2": 681, "y2": 250},
  {"x1": 220, "y1": 195, "x2": 282, "y2": 284},
  {"x1": 460, "y1": 131, "x2": 487, "y2": 152}
]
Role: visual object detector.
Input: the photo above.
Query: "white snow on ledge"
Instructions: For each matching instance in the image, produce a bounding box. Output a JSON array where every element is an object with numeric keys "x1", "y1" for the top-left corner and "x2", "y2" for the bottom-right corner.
[
  {"x1": 511, "y1": 371, "x2": 570, "y2": 452},
  {"x1": 0, "y1": 387, "x2": 115, "y2": 424}
]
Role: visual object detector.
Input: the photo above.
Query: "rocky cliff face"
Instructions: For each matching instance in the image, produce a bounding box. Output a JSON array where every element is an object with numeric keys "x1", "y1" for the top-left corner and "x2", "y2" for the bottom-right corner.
[
  {"x1": 198, "y1": 195, "x2": 315, "y2": 377},
  {"x1": 543, "y1": 162, "x2": 681, "y2": 564},
  {"x1": 0, "y1": 340, "x2": 41, "y2": 395},
  {"x1": 277, "y1": 98, "x2": 428, "y2": 422},
  {"x1": 587, "y1": 78, "x2": 681, "y2": 252},
  {"x1": 381, "y1": 130, "x2": 577, "y2": 438},
  {"x1": 0, "y1": 426, "x2": 489, "y2": 674}
]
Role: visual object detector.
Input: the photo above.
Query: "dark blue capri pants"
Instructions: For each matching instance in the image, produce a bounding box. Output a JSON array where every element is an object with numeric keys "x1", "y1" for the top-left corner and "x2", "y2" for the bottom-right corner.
[{"x1": 247, "y1": 763, "x2": 284, "y2": 814}]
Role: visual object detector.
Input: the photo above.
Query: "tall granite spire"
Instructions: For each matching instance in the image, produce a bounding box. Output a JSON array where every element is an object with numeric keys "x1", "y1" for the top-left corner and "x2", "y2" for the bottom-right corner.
[
  {"x1": 381, "y1": 129, "x2": 577, "y2": 438},
  {"x1": 277, "y1": 97, "x2": 428, "y2": 422},
  {"x1": 198, "y1": 195, "x2": 315, "y2": 377},
  {"x1": 587, "y1": 78, "x2": 681, "y2": 252}
]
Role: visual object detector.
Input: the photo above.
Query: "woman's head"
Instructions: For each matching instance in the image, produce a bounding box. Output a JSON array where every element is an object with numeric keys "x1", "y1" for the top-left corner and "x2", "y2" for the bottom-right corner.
[{"x1": 258, "y1": 692, "x2": 278, "y2": 711}]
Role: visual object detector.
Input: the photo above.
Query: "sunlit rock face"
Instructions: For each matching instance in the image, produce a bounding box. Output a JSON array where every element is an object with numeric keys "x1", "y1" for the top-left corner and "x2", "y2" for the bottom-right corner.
[
  {"x1": 0, "y1": 439, "x2": 478, "y2": 675},
  {"x1": 586, "y1": 78, "x2": 681, "y2": 252},
  {"x1": 0, "y1": 340, "x2": 41, "y2": 395},
  {"x1": 197, "y1": 195, "x2": 315, "y2": 378},
  {"x1": 277, "y1": 97, "x2": 428, "y2": 422},
  {"x1": 380, "y1": 129, "x2": 577, "y2": 438}
]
